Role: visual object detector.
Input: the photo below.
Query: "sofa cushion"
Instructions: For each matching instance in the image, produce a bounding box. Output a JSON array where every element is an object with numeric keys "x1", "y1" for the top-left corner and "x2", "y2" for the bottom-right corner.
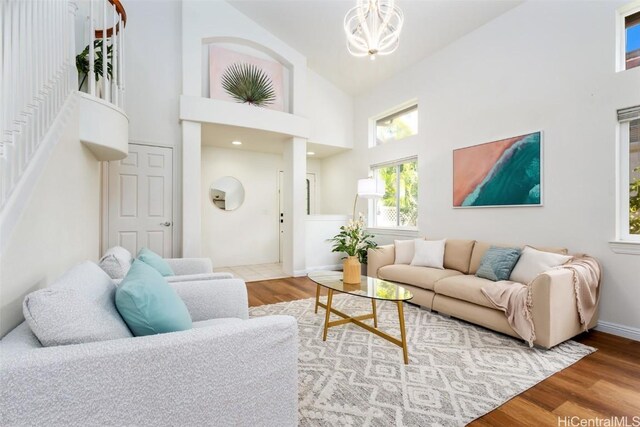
[
  {"x1": 378, "y1": 264, "x2": 462, "y2": 291},
  {"x1": 411, "y1": 239, "x2": 446, "y2": 269},
  {"x1": 476, "y1": 247, "x2": 521, "y2": 281},
  {"x1": 98, "y1": 246, "x2": 133, "y2": 279},
  {"x1": 434, "y1": 275, "x2": 497, "y2": 309},
  {"x1": 137, "y1": 247, "x2": 175, "y2": 277},
  {"x1": 23, "y1": 288, "x2": 133, "y2": 346},
  {"x1": 510, "y1": 246, "x2": 572, "y2": 284},
  {"x1": 394, "y1": 239, "x2": 415, "y2": 264},
  {"x1": 443, "y1": 239, "x2": 476, "y2": 273},
  {"x1": 470, "y1": 242, "x2": 568, "y2": 274},
  {"x1": 116, "y1": 260, "x2": 192, "y2": 336}
]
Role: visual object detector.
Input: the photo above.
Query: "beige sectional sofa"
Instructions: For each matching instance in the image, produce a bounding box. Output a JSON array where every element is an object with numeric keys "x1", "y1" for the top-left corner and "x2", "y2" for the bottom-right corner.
[{"x1": 367, "y1": 239, "x2": 598, "y2": 348}]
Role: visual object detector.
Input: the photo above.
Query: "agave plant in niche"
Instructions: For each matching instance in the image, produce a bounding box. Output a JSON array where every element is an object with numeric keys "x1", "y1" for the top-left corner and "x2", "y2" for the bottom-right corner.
[{"x1": 221, "y1": 63, "x2": 276, "y2": 107}]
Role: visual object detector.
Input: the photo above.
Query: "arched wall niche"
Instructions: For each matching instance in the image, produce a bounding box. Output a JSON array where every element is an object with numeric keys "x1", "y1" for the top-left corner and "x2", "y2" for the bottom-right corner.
[{"x1": 201, "y1": 36, "x2": 297, "y2": 114}]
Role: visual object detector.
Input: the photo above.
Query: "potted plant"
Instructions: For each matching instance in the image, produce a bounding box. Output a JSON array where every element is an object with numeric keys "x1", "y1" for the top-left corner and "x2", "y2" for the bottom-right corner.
[
  {"x1": 76, "y1": 40, "x2": 112, "y2": 92},
  {"x1": 329, "y1": 215, "x2": 377, "y2": 284}
]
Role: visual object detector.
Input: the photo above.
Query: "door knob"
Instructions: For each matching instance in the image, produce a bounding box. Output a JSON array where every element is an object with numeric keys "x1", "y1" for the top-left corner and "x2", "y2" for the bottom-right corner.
[{"x1": 161, "y1": 221, "x2": 172, "y2": 227}]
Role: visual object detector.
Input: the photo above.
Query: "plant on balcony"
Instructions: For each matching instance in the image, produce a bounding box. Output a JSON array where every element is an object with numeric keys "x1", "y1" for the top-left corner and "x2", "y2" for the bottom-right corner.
[
  {"x1": 221, "y1": 63, "x2": 276, "y2": 107},
  {"x1": 76, "y1": 40, "x2": 113, "y2": 91}
]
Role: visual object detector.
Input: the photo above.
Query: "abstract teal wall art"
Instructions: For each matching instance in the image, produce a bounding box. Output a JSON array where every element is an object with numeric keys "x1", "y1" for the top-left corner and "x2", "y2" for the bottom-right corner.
[{"x1": 453, "y1": 132, "x2": 542, "y2": 207}]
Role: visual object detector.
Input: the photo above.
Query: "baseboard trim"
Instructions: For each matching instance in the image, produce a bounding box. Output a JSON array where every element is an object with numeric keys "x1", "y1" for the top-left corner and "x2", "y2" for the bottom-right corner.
[
  {"x1": 295, "y1": 264, "x2": 342, "y2": 276},
  {"x1": 595, "y1": 320, "x2": 640, "y2": 341}
]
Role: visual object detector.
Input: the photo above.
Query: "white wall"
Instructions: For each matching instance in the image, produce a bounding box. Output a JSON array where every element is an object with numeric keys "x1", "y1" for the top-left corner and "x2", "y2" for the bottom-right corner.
[
  {"x1": 342, "y1": 1, "x2": 640, "y2": 333},
  {"x1": 0, "y1": 103, "x2": 101, "y2": 336},
  {"x1": 307, "y1": 69, "x2": 354, "y2": 149},
  {"x1": 305, "y1": 215, "x2": 348, "y2": 270},
  {"x1": 124, "y1": 0, "x2": 182, "y2": 146},
  {"x1": 201, "y1": 146, "x2": 281, "y2": 267}
]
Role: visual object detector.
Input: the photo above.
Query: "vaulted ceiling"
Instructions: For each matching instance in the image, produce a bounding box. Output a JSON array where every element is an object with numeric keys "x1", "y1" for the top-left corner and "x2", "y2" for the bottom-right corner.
[{"x1": 228, "y1": 0, "x2": 522, "y2": 95}]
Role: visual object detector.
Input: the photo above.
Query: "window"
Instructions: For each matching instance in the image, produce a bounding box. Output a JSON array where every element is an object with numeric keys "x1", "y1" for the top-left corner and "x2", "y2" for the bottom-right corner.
[
  {"x1": 371, "y1": 159, "x2": 418, "y2": 228},
  {"x1": 619, "y1": 4, "x2": 640, "y2": 70},
  {"x1": 617, "y1": 106, "x2": 640, "y2": 241},
  {"x1": 626, "y1": 11, "x2": 640, "y2": 69},
  {"x1": 375, "y1": 105, "x2": 418, "y2": 146}
]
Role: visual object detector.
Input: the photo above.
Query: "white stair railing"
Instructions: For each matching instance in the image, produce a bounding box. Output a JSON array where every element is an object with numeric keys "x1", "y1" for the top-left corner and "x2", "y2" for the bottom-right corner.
[
  {"x1": 0, "y1": 0, "x2": 126, "y2": 211},
  {"x1": 83, "y1": 0, "x2": 126, "y2": 108},
  {"x1": 0, "y1": 0, "x2": 76, "y2": 210}
]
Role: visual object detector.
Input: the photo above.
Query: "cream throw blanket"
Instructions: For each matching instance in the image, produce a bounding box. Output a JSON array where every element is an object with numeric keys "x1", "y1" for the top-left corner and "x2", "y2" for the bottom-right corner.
[{"x1": 481, "y1": 255, "x2": 601, "y2": 347}]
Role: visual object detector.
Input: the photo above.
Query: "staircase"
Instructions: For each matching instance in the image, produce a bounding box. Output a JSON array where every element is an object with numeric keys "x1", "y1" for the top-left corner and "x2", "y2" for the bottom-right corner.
[{"x1": 0, "y1": 0, "x2": 128, "y2": 248}]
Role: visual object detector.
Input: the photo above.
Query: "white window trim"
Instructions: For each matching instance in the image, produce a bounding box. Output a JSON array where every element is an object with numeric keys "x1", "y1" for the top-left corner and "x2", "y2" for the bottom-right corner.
[
  {"x1": 611, "y1": 109, "x2": 640, "y2": 254},
  {"x1": 368, "y1": 99, "x2": 418, "y2": 148},
  {"x1": 616, "y1": 1, "x2": 640, "y2": 72},
  {"x1": 369, "y1": 157, "x2": 419, "y2": 230}
]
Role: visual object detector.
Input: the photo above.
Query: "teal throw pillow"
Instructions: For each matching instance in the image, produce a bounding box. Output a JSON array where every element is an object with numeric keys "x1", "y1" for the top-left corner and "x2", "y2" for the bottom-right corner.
[
  {"x1": 115, "y1": 260, "x2": 192, "y2": 336},
  {"x1": 137, "y1": 247, "x2": 174, "y2": 276},
  {"x1": 476, "y1": 246, "x2": 522, "y2": 281}
]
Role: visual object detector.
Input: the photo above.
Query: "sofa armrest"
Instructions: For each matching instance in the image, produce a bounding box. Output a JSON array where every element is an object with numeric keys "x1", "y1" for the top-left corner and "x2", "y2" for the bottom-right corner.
[
  {"x1": 530, "y1": 269, "x2": 591, "y2": 348},
  {"x1": 164, "y1": 258, "x2": 213, "y2": 275},
  {"x1": 0, "y1": 316, "x2": 298, "y2": 427},
  {"x1": 367, "y1": 244, "x2": 395, "y2": 277},
  {"x1": 166, "y1": 272, "x2": 234, "y2": 282},
  {"x1": 171, "y1": 278, "x2": 249, "y2": 321}
]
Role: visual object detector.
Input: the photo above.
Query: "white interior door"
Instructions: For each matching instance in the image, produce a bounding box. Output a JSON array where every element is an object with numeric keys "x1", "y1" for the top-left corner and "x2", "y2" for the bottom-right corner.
[{"x1": 107, "y1": 144, "x2": 173, "y2": 257}]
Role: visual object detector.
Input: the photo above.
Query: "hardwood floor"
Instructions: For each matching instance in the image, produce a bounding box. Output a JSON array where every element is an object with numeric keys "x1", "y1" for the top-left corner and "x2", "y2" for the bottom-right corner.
[{"x1": 246, "y1": 276, "x2": 640, "y2": 426}]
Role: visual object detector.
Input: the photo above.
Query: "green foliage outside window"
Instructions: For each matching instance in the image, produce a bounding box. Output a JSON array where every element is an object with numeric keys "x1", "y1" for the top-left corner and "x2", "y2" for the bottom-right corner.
[
  {"x1": 378, "y1": 161, "x2": 418, "y2": 227},
  {"x1": 631, "y1": 166, "x2": 640, "y2": 235}
]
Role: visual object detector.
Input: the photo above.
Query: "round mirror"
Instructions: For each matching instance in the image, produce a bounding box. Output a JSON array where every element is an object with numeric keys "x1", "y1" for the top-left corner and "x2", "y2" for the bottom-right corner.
[{"x1": 210, "y1": 176, "x2": 245, "y2": 211}]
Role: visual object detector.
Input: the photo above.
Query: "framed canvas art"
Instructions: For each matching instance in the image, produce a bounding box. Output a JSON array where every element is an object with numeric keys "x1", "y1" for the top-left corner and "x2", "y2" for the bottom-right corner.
[
  {"x1": 209, "y1": 45, "x2": 285, "y2": 112},
  {"x1": 453, "y1": 132, "x2": 542, "y2": 208}
]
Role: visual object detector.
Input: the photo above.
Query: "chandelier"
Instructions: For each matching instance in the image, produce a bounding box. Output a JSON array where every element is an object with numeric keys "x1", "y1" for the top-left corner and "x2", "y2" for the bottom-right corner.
[{"x1": 344, "y1": 0, "x2": 404, "y2": 60}]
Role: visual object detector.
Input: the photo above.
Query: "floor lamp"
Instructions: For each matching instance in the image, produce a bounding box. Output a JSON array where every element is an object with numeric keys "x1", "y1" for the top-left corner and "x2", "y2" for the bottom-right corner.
[{"x1": 352, "y1": 178, "x2": 384, "y2": 221}]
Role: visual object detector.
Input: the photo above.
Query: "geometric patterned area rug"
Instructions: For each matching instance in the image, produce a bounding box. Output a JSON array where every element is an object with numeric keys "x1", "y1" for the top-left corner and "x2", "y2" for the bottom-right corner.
[{"x1": 250, "y1": 295, "x2": 595, "y2": 426}]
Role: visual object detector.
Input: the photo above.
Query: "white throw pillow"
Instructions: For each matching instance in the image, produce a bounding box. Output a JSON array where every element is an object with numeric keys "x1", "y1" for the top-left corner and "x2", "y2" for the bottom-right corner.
[
  {"x1": 394, "y1": 239, "x2": 416, "y2": 264},
  {"x1": 23, "y1": 288, "x2": 132, "y2": 347},
  {"x1": 98, "y1": 246, "x2": 133, "y2": 279},
  {"x1": 410, "y1": 239, "x2": 446, "y2": 269},
  {"x1": 510, "y1": 246, "x2": 572, "y2": 284}
]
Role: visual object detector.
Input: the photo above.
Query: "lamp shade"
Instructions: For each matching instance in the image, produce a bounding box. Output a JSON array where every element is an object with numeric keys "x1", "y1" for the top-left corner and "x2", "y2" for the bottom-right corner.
[{"x1": 357, "y1": 178, "x2": 384, "y2": 199}]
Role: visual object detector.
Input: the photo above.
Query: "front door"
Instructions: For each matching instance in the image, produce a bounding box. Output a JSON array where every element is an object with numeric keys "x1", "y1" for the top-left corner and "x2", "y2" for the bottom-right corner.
[{"x1": 106, "y1": 143, "x2": 173, "y2": 257}]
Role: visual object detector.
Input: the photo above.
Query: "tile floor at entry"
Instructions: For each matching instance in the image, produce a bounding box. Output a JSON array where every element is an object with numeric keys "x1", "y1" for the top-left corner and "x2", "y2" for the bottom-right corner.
[{"x1": 213, "y1": 263, "x2": 287, "y2": 282}]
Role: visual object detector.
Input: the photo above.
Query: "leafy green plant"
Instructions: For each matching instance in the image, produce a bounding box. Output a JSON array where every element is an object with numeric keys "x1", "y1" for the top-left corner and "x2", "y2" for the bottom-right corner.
[
  {"x1": 329, "y1": 215, "x2": 378, "y2": 264},
  {"x1": 76, "y1": 40, "x2": 113, "y2": 90},
  {"x1": 221, "y1": 63, "x2": 276, "y2": 107},
  {"x1": 630, "y1": 166, "x2": 640, "y2": 235}
]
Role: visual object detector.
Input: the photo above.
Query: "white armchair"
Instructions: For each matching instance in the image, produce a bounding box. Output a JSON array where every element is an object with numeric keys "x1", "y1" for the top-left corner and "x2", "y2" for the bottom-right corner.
[
  {"x1": 98, "y1": 246, "x2": 233, "y2": 282},
  {"x1": 0, "y1": 262, "x2": 299, "y2": 426}
]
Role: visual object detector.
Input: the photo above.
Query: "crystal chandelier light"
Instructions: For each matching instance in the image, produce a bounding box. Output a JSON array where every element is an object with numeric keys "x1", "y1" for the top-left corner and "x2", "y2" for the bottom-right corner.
[{"x1": 344, "y1": 0, "x2": 404, "y2": 60}]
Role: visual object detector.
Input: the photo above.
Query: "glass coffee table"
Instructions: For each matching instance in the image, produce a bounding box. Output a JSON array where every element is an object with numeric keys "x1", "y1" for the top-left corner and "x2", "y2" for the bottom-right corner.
[{"x1": 307, "y1": 270, "x2": 414, "y2": 364}]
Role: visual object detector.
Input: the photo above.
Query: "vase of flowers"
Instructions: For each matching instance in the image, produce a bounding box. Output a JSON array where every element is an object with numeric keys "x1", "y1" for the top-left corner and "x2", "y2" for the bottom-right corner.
[{"x1": 329, "y1": 215, "x2": 377, "y2": 284}]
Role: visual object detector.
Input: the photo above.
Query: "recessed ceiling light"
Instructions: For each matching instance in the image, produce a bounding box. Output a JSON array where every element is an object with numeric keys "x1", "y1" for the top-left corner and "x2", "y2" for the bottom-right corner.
[
  {"x1": 231, "y1": 140, "x2": 242, "y2": 145},
  {"x1": 307, "y1": 151, "x2": 315, "y2": 156}
]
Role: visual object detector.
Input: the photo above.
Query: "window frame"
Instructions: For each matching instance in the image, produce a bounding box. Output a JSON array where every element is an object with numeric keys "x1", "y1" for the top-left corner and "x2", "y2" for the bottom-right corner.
[
  {"x1": 616, "y1": 1, "x2": 640, "y2": 72},
  {"x1": 369, "y1": 157, "x2": 419, "y2": 230},
  {"x1": 369, "y1": 101, "x2": 419, "y2": 147},
  {"x1": 615, "y1": 108, "x2": 640, "y2": 244}
]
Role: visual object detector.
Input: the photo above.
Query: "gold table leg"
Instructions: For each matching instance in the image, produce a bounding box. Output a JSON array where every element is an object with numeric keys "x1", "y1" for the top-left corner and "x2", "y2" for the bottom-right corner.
[
  {"x1": 314, "y1": 284, "x2": 320, "y2": 314},
  {"x1": 316, "y1": 292, "x2": 410, "y2": 364},
  {"x1": 371, "y1": 299, "x2": 377, "y2": 328},
  {"x1": 322, "y1": 289, "x2": 333, "y2": 341},
  {"x1": 397, "y1": 301, "x2": 409, "y2": 364}
]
